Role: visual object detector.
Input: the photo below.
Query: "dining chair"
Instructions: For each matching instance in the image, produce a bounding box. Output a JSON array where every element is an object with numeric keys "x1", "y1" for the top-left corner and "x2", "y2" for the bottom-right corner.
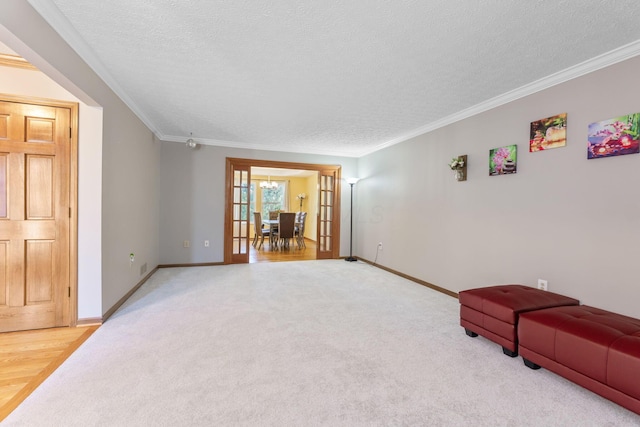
[
  {"x1": 274, "y1": 212, "x2": 296, "y2": 250},
  {"x1": 267, "y1": 211, "x2": 280, "y2": 246},
  {"x1": 295, "y1": 212, "x2": 308, "y2": 248},
  {"x1": 252, "y1": 212, "x2": 270, "y2": 250}
]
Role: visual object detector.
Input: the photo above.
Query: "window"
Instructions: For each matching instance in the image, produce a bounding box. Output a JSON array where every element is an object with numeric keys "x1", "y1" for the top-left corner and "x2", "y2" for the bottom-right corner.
[{"x1": 261, "y1": 180, "x2": 288, "y2": 216}]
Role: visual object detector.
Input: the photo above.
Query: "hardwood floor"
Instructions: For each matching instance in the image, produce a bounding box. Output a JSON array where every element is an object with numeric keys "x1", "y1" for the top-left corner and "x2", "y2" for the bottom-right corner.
[
  {"x1": 250, "y1": 237, "x2": 317, "y2": 263},
  {"x1": 0, "y1": 325, "x2": 98, "y2": 421}
]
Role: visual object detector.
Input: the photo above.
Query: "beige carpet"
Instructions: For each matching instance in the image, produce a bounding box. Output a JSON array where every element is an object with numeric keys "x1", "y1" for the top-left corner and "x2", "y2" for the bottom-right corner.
[{"x1": 4, "y1": 260, "x2": 639, "y2": 426}]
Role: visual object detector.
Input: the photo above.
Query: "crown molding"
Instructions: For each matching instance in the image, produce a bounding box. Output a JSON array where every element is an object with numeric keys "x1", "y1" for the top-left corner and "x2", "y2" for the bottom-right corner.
[
  {"x1": 161, "y1": 134, "x2": 362, "y2": 158},
  {"x1": 28, "y1": 0, "x2": 161, "y2": 135},
  {"x1": 359, "y1": 39, "x2": 640, "y2": 158}
]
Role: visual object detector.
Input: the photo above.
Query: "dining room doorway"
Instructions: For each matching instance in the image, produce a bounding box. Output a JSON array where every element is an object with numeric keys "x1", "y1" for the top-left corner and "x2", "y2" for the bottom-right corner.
[
  {"x1": 250, "y1": 166, "x2": 317, "y2": 262},
  {"x1": 224, "y1": 158, "x2": 342, "y2": 264}
]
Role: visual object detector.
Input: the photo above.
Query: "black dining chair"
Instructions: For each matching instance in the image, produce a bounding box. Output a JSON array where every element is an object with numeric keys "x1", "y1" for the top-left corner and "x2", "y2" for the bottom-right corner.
[{"x1": 274, "y1": 212, "x2": 296, "y2": 250}]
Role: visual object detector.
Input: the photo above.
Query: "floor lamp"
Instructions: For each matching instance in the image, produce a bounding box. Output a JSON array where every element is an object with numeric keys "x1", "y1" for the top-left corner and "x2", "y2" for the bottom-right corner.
[{"x1": 345, "y1": 177, "x2": 359, "y2": 262}]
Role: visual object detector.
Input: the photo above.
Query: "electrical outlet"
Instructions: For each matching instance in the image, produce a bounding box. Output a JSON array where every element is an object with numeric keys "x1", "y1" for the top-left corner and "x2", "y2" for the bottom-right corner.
[
  {"x1": 183, "y1": 240, "x2": 190, "y2": 248},
  {"x1": 204, "y1": 240, "x2": 209, "y2": 247},
  {"x1": 537, "y1": 279, "x2": 548, "y2": 291},
  {"x1": 129, "y1": 253, "x2": 135, "y2": 263},
  {"x1": 378, "y1": 242, "x2": 383, "y2": 251},
  {"x1": 140, "y1": 262, "x2": 147, "y2": 276}
]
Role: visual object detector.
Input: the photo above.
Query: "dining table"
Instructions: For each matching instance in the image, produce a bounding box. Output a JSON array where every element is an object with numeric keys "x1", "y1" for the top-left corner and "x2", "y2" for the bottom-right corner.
[
  {"x1": 262, "y1": 219, "x2": 276, "y2": 242},
  {"x1": 262, "y1": 217, "x2": 302, "y2": 249}
]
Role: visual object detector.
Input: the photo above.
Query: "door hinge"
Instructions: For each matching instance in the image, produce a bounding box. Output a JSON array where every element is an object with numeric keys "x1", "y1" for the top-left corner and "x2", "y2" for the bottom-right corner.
[
  {"x1": 69, "y1": 207, "x2": 72, "y2": 218},
  {"x1": 70, "y1": 127, "x2": 72, "y2": 138},
  {"x1": 68, "y1": 287, "x2": 71, "y2": 297}
]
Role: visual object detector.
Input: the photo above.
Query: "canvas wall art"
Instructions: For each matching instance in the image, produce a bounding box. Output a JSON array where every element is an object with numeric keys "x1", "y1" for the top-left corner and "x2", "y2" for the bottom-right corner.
[
  {"x1": 530, "y1": 113, "x2": 567, "y2": 152},
  {"x1": 588, "y1": 113, "x2": 640, "y2": 159},
  {"x1": 489, "y1": 144, "x2": 517, "y2": 176}
]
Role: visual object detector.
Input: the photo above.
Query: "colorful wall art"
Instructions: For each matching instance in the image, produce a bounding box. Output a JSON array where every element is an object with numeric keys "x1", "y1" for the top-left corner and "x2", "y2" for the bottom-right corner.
[
  {"x1": 489, "y1": 145, "x2": 517, "y2": 176},
  {"x1": 588, "y1": 113, "x2": 640, "y2": 159},
  {"x1": 530, "y1": 113, "x2": 567, "y2": 152}
]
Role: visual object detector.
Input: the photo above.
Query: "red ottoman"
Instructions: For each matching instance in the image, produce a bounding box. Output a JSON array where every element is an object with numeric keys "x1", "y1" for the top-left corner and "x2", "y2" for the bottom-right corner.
[
  {"x1": 459, "y1": 284, "x2": 579, "y2": 356},
  {"x1": 518, "y1": 305, "x2": 640, "y2": 415}
]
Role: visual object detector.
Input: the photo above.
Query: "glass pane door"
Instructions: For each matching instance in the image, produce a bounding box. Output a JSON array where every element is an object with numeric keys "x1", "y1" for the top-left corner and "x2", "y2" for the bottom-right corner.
[
  {"x1": 227, "y1": 165, "x2": 250, "y2": 263},
  {"x1": 317, "y1": 170, "x2": 337, "y2": 259}
]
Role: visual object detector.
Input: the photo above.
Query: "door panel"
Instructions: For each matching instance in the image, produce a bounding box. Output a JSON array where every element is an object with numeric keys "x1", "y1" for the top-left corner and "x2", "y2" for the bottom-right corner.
[
  {"x1": 0, "y1": 240, "x2": 6, "y2": 305},
  {"x1": 0, "y1": 100, "x2": 71, "y2": 332},
  {"x1": 26, "y1": 117, "x2": 55, "y2": 143},
  {"x1": 0, "y1": 114, "x2": 8, "y2": 139},
  {"x1": 316, "y1": 170, "x2": 340, "y2": 259},
  {"x1": 26, "y1": 240, "x2": 54, "y2": 304},
  {"x1": 0, "y1": 154, "x2": 6, "y2": 218},
  {"x1": 225, "y1": 163, "x2": 251, "y2": 263},
  {"x1": 27, "y1": 155, "x2": 54, "y2": 219}
]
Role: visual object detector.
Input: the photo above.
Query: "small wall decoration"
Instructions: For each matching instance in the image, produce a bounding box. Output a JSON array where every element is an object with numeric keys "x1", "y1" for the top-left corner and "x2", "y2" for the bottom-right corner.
[
  {"x1": 448, "y1": 155, "x2": 467, "y2": 181},
  {"x1": 530, "y1": 113, "x2": 567, "y2": 152},
  {"x1": 587, "y1": 113, "x2": 640, "y2": 159},
  {"x1": 489, "y1": 145, "x2": 517, "y2": 176}
]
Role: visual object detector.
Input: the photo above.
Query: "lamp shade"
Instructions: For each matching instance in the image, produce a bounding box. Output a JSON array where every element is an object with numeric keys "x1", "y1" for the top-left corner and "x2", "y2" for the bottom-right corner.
[{"x1": 346, "y1": 177, "x2": 360, "y2": 185}]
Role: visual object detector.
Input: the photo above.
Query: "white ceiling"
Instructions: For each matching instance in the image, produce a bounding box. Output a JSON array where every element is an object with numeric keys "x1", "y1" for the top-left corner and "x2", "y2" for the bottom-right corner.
[{"x1": 27, "y1": 0, "x2": 640, "y2": 157}]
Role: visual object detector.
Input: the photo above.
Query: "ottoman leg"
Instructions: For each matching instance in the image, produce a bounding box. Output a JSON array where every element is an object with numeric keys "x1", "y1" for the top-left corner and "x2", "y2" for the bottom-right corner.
[
  {"x1": 502, "y1": 347, "x2": 518, "y2": 357},
  {"x1": 464, "y1": 328, "x2": 478, "y2": 338},
  {"x1": 523, "y1": 358, "x2": 541, "y2": 370}
]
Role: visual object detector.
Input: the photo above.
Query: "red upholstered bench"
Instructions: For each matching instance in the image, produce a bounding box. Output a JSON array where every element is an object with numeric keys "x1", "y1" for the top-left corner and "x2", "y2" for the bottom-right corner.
[
  {"x1": 459, "y1": 285, "x2": 579, "y2": 356},
  {"x1": 518, "y1": 305, "x2": 640, "y2": 415}
]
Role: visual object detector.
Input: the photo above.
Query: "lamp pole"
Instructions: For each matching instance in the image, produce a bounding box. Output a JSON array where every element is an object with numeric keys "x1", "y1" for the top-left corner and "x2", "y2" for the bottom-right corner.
[{"x1": 345, "y1": 178, "x2": 359, "y2": 262}]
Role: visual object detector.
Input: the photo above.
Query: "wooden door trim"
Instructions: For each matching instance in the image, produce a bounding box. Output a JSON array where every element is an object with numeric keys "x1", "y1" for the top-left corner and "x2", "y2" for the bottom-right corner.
[
  {"x1": 224, "y1": 158, "x2": 342, "y2": 263},
  {"x1": 0, "y1": 53, "x2": 37, "y2": 71},
  {"x1": 0, "y1": 93, "x2": 79, "y2": 327}
]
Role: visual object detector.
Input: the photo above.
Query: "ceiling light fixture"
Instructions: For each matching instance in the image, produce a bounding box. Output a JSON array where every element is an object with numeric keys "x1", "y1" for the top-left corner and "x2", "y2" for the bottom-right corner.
[
  {"x1": 186, "y1": 132, "x2": 198, "y2": 149},
  {"x1": 259, "y1": 176, "x2": 278, "y2": 189}
]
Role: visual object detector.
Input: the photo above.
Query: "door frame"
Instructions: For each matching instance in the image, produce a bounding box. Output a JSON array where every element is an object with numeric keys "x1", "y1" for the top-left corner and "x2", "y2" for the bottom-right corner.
[
  {"x1": 224, "y1": 157, "x2": 342, "y2": 264},
  {"x1": 1, "y1": 93, "x2": 79, "y2": 327}
]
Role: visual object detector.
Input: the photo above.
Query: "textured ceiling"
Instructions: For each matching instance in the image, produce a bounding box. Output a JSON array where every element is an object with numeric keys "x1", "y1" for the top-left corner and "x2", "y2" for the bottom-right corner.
[{"x1": 29, "y1": 0, "x2": 640, "y2": 157}]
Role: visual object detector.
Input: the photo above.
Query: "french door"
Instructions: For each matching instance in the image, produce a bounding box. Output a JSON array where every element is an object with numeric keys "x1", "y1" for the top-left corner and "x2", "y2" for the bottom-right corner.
[
  {"x1": 317, "y1": 168, "x2": 338, "y2": 259},
  {"x1": 224, "y1": 162, "x2": 251, "y2": 263},
  {"x1": 224, "y1": 158, "x2": 341, "y2": 263}
]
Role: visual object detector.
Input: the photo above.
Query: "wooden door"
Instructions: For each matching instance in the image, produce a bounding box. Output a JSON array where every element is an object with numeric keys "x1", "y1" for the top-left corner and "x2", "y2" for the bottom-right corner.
[
  {"x1": 224, "y1": 161, "x2": 251, "y2": 264},
  {"x1": 0, "y1": 99, "x2": 72, "y2": 332},
  {"x1": 317, "y1": 169, "x2": 340, "y2": 259}
]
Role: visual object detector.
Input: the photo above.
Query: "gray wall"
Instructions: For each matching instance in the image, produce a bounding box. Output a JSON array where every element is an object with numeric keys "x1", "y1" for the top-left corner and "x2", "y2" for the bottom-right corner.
[
  {"x1": 0, "y1": 1, "x2": 161, "y2": 317},
  {"x1": 159, "y1": 143, "x2": 357, "y2": 264},
  {"x1": 357, "y1": 55, "x2": 640, "y2": 318}
]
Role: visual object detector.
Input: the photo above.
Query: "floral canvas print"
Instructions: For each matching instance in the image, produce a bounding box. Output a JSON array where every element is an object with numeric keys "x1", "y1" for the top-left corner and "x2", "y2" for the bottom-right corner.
[
  {"x1": 530, "y1": 113, "x2": 567, "y2": 152},
  {"x1": 587, "y1": 113, "x2": 640, "y2": 159},
  {"x1": 489, "y1": 144, "x2": 517, "y2": 176}
]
